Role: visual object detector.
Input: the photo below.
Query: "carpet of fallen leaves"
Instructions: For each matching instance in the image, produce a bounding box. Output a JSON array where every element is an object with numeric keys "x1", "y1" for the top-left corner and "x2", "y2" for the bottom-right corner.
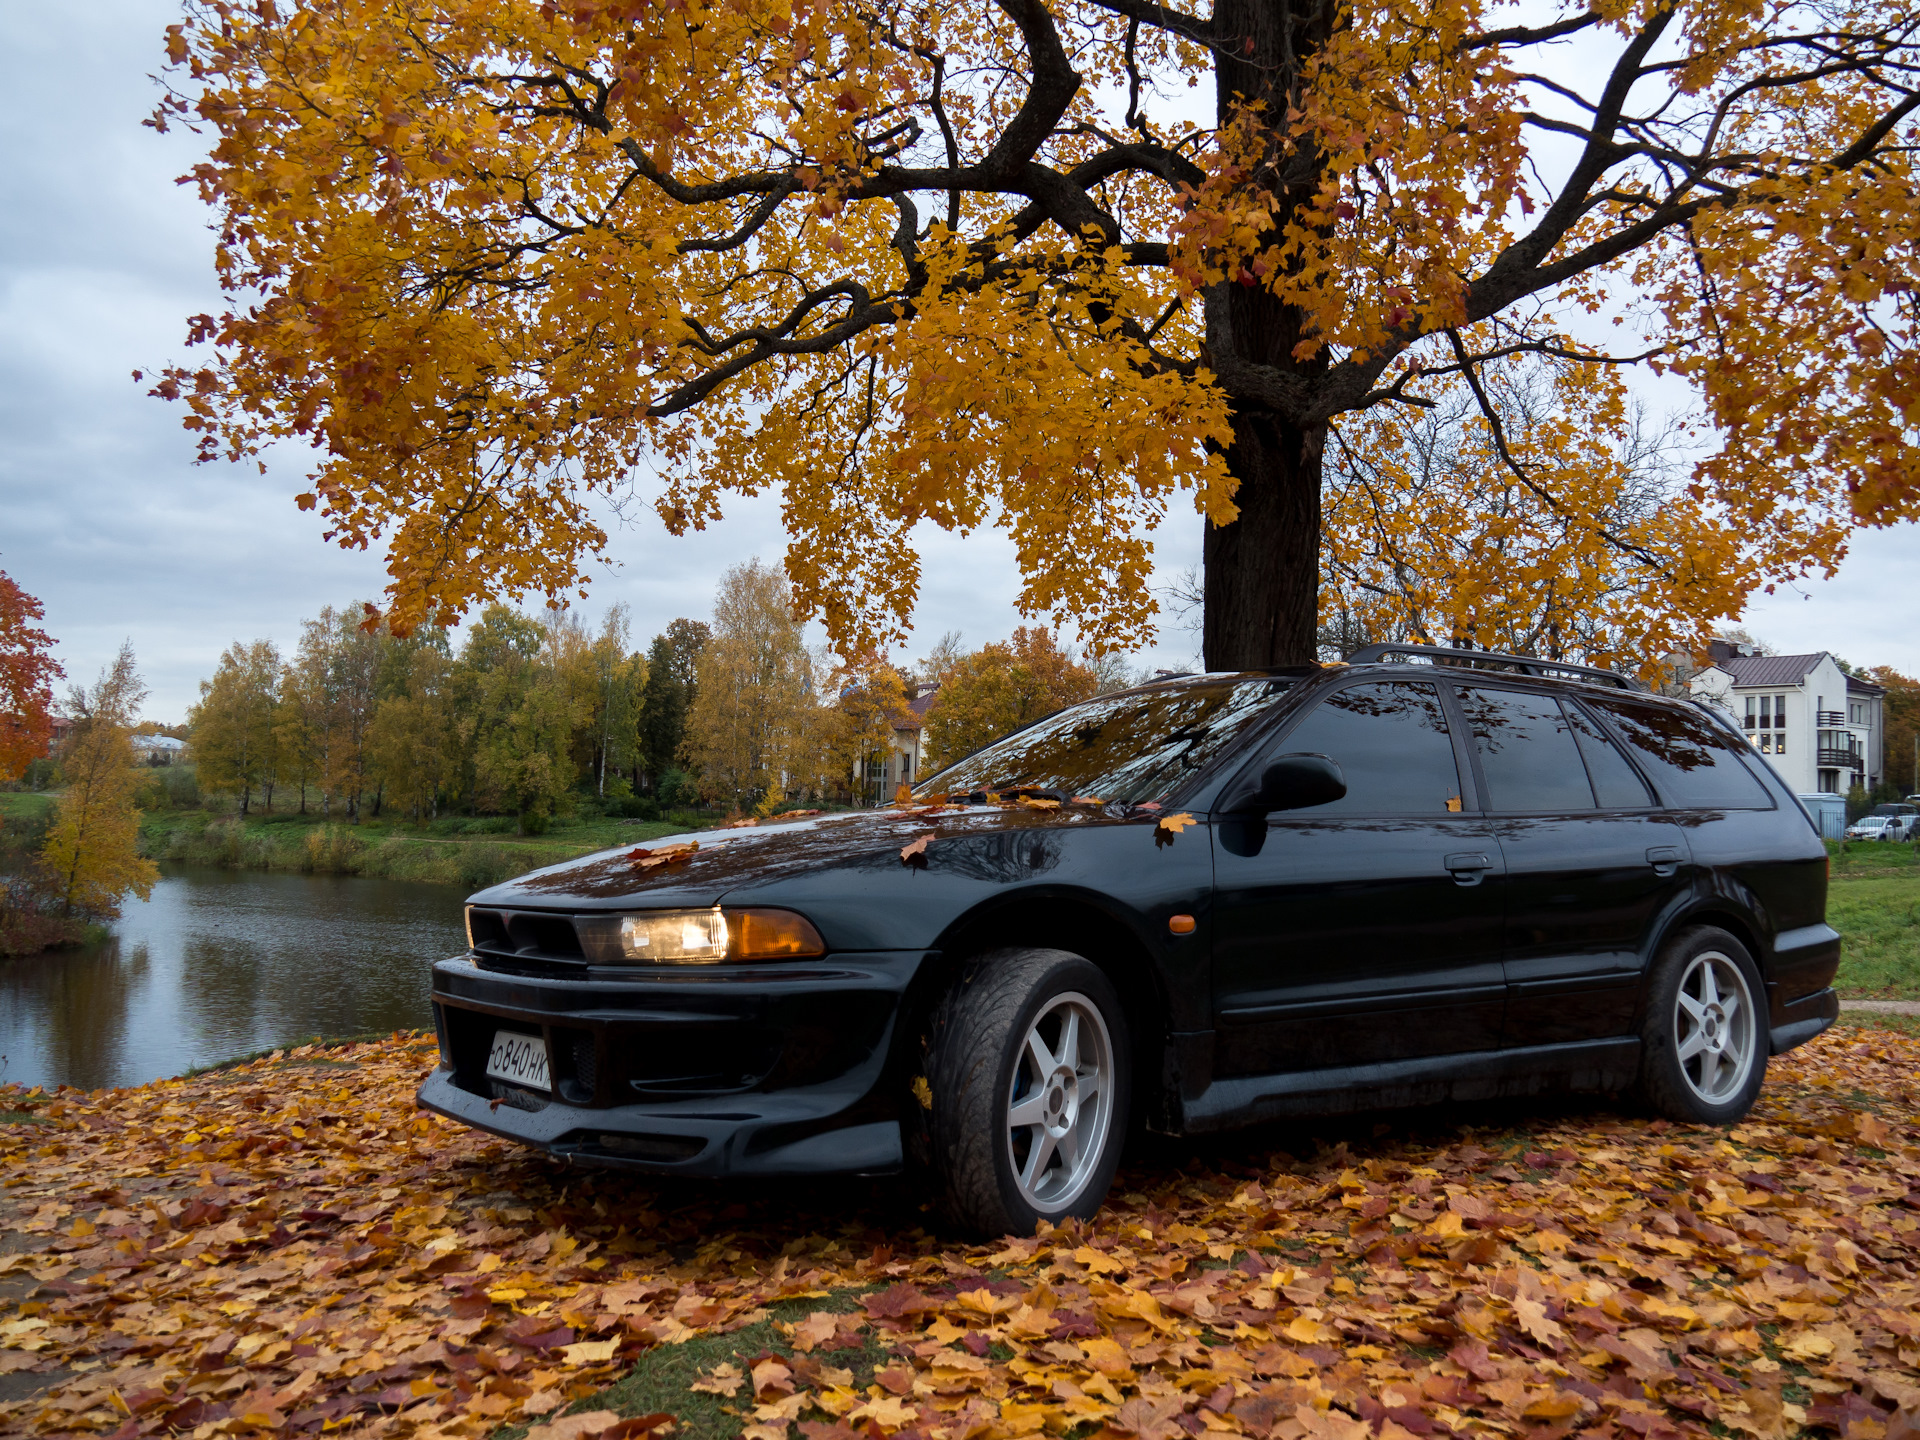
[{"x1": 2, "y1": 1030, "x2": 1917, "y2": 1440}]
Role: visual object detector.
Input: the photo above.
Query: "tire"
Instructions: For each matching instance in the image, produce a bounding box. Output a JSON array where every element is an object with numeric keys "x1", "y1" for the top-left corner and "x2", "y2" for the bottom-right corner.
[
  {"x1": 923, "y1": 948, "x2": 1131, "y2": 1238},
  {"x1": 1635, "y1": 926, "x2": 1767, "y2": 1124}
]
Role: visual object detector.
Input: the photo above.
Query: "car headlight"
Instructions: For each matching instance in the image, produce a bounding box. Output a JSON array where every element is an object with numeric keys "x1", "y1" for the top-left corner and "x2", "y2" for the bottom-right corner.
[{"x1": 613, "y1": 908, "x2": 826, "y2": 964}]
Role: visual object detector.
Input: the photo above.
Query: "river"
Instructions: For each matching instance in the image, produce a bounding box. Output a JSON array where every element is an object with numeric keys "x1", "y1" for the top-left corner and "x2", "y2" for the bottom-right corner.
[{"x1": 1, "y1": 864, "x2": 467, "y2": 1093}]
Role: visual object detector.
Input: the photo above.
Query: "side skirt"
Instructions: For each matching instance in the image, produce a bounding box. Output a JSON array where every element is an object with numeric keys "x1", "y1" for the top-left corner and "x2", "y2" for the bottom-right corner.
[{"x1": 1177, "y1": 1038, "x2": 1642, "y2": 1134}]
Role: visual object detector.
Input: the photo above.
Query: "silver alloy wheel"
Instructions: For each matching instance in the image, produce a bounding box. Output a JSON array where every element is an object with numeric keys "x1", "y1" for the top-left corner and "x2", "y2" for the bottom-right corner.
[
  {"x1": 1005, "y1": 992, "x2": 1115, "y2": 1211},
  {"x1": 1673, "y1": 949, "x2": 1758, "y2": 1104}
]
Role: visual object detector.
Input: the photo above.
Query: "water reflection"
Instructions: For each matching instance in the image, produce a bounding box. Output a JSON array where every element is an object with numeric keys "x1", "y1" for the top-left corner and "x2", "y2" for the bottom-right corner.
[{"x1": 0, "y1": 864, "x2": 465, "y2": 1092}]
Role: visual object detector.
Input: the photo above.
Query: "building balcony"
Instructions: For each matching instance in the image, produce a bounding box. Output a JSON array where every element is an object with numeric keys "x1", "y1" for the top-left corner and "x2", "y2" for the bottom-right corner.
[
  {"x1": 1817, "y1": 747, "x2": 1864, "y2": 770},
  {"x1": 1816, "y1": 710, "x2": 1845, "y2": 726}
]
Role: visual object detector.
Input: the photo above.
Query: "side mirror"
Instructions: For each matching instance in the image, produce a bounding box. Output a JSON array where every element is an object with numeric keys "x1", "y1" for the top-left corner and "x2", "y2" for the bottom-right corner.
[{"x1": 1242, "y1": 753, "x2": 1346, "y2": 812}]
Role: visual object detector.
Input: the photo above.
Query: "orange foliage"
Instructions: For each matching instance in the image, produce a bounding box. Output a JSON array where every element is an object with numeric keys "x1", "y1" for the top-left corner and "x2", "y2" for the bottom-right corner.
[
  {"x1": 2, "y1": 1029, "x2": 1918, "y2": 1438},
  {"x1": 0, "y1": 571, "x2": 61, "y2": 781},
  {"x1": 148, "y1": 0, "x2": 1917, "y2": 660}
]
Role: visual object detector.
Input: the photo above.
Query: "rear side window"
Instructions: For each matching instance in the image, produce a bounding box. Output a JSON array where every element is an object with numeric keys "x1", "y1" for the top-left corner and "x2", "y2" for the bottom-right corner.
[
  {"x1": 1276, "y1": 681, "x2": 1465, "y2": 815},
  {"x1": 1589, "y1": 698, "x2": 1773, "y2": 809},
  {"x1": 1453, "y1": 686, "x2": 1594, "y2": 811},
  {"x1": 1565, "y1": 704, "x2": 1655, "y2": 808}
]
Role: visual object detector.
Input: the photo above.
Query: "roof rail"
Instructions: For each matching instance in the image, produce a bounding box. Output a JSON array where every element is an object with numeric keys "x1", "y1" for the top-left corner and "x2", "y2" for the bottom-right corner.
[{"x1": 1342, "y1": 643, "x2": 1645, "y2": 691}]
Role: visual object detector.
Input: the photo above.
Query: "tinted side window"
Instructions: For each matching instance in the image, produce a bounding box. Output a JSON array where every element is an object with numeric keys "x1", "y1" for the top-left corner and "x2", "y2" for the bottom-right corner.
[
  {"x1": 1277, "y1": 682, "x2": 1464, "y2": 814},
  {"x1": 1566, "y1": 703, "x2": 1654, "y2": 808},
  {"x1": 1590, "y1": 698, "x2": 1773, "y2": 809},
  {"x1": 1453, "y1": 686, "x2": 1594, "y2": 811}
]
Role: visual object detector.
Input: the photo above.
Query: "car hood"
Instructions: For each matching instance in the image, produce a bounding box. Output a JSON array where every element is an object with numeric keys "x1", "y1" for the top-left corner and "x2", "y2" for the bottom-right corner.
[{"x1": 467, "y1": 803, "x2": 1150, "y2": 910}]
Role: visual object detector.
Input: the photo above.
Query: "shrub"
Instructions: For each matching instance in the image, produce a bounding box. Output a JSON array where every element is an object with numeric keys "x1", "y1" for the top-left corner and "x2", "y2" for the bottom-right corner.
[
  {"x1": 304, "y1": 825, "x2": 365, "y2": 874},
  {"x1": 457, "y1": 842, "x2": 517, "y2": 891}
]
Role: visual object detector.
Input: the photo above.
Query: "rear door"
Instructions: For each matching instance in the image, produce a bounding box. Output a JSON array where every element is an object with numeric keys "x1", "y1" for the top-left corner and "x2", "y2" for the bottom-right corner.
[
  {"x1": 1209, "y1": 678, "x2": 1507, "y2": 1075},
  {"x1": 1448, "y1": 683, "x2": 1690, "y2": 1048}
]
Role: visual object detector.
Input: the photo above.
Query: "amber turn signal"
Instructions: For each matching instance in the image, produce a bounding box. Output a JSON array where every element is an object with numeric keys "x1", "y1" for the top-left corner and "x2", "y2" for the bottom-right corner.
[
  {"x1": 1168, "y1": 914, "x2": 1196, "y2": 935},
  {"x1": 726, "y1": 908, "x2": 827, "y2": 960}
]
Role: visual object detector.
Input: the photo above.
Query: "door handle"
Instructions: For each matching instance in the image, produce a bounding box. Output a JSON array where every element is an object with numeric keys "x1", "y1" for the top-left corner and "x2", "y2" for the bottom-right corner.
[
  {"x1": 1646, "y1": 846, "x2": 1682, "y2": 876},
  {"x1": 1444, "y1": 852, "x2": 1493, "y2": 886}
]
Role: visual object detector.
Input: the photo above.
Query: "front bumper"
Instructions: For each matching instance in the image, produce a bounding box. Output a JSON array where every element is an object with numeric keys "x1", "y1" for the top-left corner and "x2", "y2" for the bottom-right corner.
[{"x1": 418, "y1": 950, "x2": 934, "y2": 1176}]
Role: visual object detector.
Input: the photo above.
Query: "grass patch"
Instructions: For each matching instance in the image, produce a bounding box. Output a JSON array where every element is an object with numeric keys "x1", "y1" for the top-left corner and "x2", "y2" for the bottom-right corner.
[
  {"x1": 138, "y1": 810, "x2": 701, "y2": 889},
  {"x1": 0, "y1": 1111, "x2": 51, "y2": 1125},
  {"x1": 1831, "y1": 1010, "x2": 1920, "y2": 1039},
  {"x1": 1825, "y1": 838, "x2": 1920, "y2": 876},
  {"x1": 1828, "y1": 874, "x2": 1920, "y2": 998},
  {"x1": 0, "y1": 791, "x2": 55, "y2": 822},
  {"x1": 496, "y1": 1291, "x2": 887, "y2": 1440}
]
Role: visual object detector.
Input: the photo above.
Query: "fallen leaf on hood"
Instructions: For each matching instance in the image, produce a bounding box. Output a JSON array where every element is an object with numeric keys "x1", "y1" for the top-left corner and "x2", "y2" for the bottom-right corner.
[
  {"x1": 630, "y1": 841, "x2": 699, "y2": 870},
  {"x1": 900, "y1": 833, "x2": 933, "y2": 865},
  {"x1": 720, "y1": 817, "x2": 760, "y2": 829}
]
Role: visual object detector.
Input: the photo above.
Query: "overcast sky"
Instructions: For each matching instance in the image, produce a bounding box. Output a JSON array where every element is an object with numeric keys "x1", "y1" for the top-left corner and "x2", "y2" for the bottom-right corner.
[{"x1": 3, "y1": 1, "x2": 1913, "y2": 723}]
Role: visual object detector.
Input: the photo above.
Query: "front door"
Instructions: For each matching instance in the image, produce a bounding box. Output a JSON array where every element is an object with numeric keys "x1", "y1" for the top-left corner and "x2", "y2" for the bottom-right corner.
[
  {"x1": 1209, "y1": 679, "x2": 1508, "y2": 1076},
  {"x1": 1448, "y1": 684, "x2": 1692, "y2": 1047}
]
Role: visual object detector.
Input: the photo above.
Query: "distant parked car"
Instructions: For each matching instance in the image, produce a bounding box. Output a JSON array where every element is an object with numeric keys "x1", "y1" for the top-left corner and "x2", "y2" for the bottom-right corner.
[
  {"x1": 418, "y1": 645, "x2": 1839, "y2": 1234},
  {"x1": 1846, "y1": 815, "x2": 1894, "y2": 841}
]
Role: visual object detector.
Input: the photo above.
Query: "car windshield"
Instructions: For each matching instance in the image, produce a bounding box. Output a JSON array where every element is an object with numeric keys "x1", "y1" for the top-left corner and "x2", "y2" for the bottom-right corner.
[{"x1": 916, "y1": 676, "x2": 1293, "y2": 806}]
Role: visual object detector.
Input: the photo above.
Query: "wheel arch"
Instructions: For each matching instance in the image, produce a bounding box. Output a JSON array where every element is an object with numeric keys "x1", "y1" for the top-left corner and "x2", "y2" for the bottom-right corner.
[{"x1": 892, "y1": 889, "x2": 1174, "y2": 1138}]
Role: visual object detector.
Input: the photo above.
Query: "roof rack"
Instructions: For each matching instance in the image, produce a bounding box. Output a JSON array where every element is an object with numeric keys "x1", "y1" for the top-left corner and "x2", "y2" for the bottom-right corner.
[{"x1": 1342, "y1": 643, "x2": 1645, "y2": 691}]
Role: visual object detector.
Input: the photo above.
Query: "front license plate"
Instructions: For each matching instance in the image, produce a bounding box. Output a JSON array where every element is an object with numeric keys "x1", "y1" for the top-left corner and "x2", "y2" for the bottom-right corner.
[{"x1": 486, "y1": 1031, "x2": 551, "y2": 1091}]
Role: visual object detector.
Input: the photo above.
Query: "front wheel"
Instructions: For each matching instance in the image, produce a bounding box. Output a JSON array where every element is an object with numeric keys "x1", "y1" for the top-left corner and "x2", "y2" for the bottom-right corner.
[
  {"x1": 923, "y1": 948, "x2": 1130, "y2": 1237},
  {"x1": 1636, "y1": 926, "x2": 1767, "y2": 1124}
]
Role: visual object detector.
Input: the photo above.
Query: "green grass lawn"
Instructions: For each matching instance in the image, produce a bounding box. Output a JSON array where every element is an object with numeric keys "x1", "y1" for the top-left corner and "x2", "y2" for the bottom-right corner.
[
  {"x1": 1829, "y1": 872, "x2": 1920, "y2": 999},
  {"x1": 137, "y1": 806, "x2": 709, "y2": 889},
  {"x1": 0, "y1": 791, "x2": 55, "y2": 822}
]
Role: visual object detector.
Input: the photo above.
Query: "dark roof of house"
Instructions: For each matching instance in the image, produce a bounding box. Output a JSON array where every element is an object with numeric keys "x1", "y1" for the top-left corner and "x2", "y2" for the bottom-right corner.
[
  {"x1": 895, "y1": 688, "x2": 940, "y2": 732},
  {"x1": 1712, "y1": 652, "x2": 1831, "y2": 687},
  {"x1": 1847, "y1": 673, "x2": 1885, "y2": 696}
]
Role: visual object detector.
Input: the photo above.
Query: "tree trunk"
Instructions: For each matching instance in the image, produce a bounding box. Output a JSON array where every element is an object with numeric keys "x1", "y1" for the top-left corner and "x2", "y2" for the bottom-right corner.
[
  {"x1": 1202, "y1": 405, "x2": 1326, "y2": 670},
  {"x1": 1200, "y1": 0, "x2": 1338, "y2": 672}
]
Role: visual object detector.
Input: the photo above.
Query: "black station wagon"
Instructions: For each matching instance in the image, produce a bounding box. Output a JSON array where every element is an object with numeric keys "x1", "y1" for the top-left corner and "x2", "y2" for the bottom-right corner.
[{"x1": 417, "y1": 645, "x2": 1841, "y2": 1236}]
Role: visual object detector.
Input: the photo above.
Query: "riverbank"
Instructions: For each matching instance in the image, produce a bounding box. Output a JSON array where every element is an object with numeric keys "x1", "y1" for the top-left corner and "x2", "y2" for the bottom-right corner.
[
  {"x1": 136, "y1": 809, "x2": 701, "y2": 890},
  {"x1": 2, "y1": 1028, "x2": 1916, "y2": 1440}
]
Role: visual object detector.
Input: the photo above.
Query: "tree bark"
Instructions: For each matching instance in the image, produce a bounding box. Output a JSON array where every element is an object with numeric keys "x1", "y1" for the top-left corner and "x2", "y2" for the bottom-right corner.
[
  {"x1": 1202, "y1": 405, "x2": 1325, "y2": 669},
  {"x1": 1199, "y1": 0, "x2": 1338, "y2": 672}
]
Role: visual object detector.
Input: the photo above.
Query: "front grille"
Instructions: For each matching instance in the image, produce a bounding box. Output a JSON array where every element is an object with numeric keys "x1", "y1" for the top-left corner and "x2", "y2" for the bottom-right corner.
[
  {"x1": 468, "y1": 907, "x2": 588, "y2": 972},
  {"x1": 573, "y1": 1033, "x2": 598, "y2": 1092}
]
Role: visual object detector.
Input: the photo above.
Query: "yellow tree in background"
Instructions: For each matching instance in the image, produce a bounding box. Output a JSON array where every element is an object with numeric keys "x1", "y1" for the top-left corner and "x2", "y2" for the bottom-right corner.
[
  {"x1": 683, "y1": 561, "x2": 821, "y2": 813},
  {"x1": 42, "y1": 644, "x2": 159, "y2": 919},
  {"x1": 190, "y1": 639, "x2": 282, "y2": 814},
  {"x1": 923, "y1": 629, "x2": 1097, "y2": 770},
  {"x1": 832, "y1": 653, "x2": 917, "y2": 805},
  {"x1": 153, "y1": 0, "x2": 1918, "y2": 670},
  {"x1": 364, "y1": 647, "x2": 462, "y2": 822}
]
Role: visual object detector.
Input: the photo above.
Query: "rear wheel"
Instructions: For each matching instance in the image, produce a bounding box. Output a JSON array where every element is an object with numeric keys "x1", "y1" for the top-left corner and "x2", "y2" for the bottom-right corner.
[
  {"x1": 1636, "y1": 926, "x2": 1766, "y2": 1124},
  {"x1": 923, "y1": 948, "x2": 1130, "y2": 1237}
]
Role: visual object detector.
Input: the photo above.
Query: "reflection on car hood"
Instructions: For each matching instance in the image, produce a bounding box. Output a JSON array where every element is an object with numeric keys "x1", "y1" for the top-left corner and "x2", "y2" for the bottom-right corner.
[{"x1": 468, "y1": 804, "x2": 1145, "y2": 909}]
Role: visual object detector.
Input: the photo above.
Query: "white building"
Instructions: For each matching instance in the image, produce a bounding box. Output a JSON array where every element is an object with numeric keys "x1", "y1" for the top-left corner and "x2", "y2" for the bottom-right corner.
[
  {"x1": 1689, "y1": 642, "x2": 1884, "y2": 795},
  {"x1": 852, "y1": 687, "x2": 939, "y2": 803}
]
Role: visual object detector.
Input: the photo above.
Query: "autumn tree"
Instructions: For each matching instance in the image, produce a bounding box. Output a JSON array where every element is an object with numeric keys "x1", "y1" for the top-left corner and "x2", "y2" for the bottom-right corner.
[
  {"x1": 923, "y1": 628, "x2": 1097, "y2": 769},
  {"x1": 1, "y1": 571, "x2": 62, "y2": 782},
  {"x1": 42, "y1": 644, "x2": 160, "y2": 919},
  {"x1": 832, "y1": 653, "x2": 917, "y2": 805},
  {"x1": 1319, "y1": 356, "x2": 1748, "y2": 669},
  {"x1": 364, "y1": 644, "x2": 462, "y2": 821},
  {"x1": 190, "y1": 639, "x2": 282, "y2": 814},
  {"x1": 459, "y1": 605, "x2": 577, "y2": 832},
  {"x1": 682, "y1": 561, "x2": 820, "y2": 813},
  {"x1": 638, "y1": 618, "x2": 710, "y2": 794},
  {"x1": 1868, "y1": 666, "x2": 1919, "y2": 797},
  {"x1": 155, "y1": 0, "x2": 1918, "y2": 670}
]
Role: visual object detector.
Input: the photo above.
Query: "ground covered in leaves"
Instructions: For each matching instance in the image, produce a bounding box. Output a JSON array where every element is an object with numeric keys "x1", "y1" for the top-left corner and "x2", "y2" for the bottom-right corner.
[{"x1": 2, "y1": 1032, "x2": 1916, "y2": 1440}]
